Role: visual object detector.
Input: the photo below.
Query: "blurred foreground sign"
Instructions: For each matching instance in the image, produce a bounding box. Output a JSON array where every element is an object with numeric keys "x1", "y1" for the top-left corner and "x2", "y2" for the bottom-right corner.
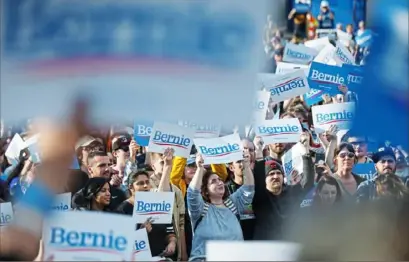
[{"x1": 1, "y1": 0, "x2": 266, "y2": 125}]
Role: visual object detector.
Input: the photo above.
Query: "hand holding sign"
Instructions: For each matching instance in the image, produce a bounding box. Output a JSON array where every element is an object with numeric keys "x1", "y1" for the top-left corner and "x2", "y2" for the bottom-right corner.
[
  {"x1": 162, "y1": 147, "x2": 175, "y2": 167},
  {"x1": 196, "y1": 153, "x2": 204, "y2": 168},
  {"x1": 129, "y1": 140, "x2": 139, "y2": 163},
  {"x1": 140, "y1": 218, "x2": 153, "y2": 233}
]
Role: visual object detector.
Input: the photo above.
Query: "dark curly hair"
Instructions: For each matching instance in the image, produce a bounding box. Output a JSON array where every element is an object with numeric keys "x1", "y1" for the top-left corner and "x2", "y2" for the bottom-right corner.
[
  {"x1": 73, "y1": 177, "x2": 111, "y2": 211},
  {"x1": 200, "y1": 169, "x2": 229, "y2": 203}
]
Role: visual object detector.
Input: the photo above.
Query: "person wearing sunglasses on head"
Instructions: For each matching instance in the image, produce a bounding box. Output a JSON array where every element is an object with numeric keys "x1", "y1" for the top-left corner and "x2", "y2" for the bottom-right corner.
[{"x1": 355, "y1": 147, "x2": 407, "y2": 203}]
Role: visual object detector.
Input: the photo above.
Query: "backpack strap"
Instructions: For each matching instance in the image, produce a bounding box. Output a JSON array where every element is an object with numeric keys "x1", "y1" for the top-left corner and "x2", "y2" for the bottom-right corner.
[{"x1": 194, "y1": 199, "x2": 240, "y2": 232}]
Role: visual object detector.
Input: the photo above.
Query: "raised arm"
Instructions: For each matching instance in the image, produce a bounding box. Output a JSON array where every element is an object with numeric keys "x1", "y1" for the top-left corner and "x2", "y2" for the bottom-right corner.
[
  {"x1": 324, "y1": 125, "x2": 338, "y2": 170},
  {"x1": 186, "y1": 154, "x2": 205, "y2": 222},
  {"x1": 157, "y1": 148, "x2": 174, "y2": 192}
]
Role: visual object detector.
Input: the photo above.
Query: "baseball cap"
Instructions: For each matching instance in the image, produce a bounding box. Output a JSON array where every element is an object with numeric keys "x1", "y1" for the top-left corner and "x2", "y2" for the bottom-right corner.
[
  {"x1": 75, "y1": 135, "x2": 102, "y2": 151},
  {"x1": 372, "y1": 147, "x2": 396, "y2": 163},
  {"x1": 112, "y1": 135, "x2": 132, "y2": 152},
  {"x1": 186, "y1": 155, "x2": 197, "y2": 166},
  {"x1": 321, "y1": 0, "x2": 329, "y2": 7}
]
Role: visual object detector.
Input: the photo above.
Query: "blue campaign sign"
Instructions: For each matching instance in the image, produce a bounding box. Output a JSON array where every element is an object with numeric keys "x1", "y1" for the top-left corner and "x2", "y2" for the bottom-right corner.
[
  {"x1": 303, "y1": 88, "x2": 324, "y2": 106},
  {"x1": 71, "y1": 156, "x2": 80, "y2": 169},
  {"x1": 307, "y1": 62, "x2": 345, "y2": 96},
  {"x1": 352, "y1": 163, "x2": 376, "y2": 180},
  {"x1": 0, "y1": 0, "x2": 265, "y2": 128},
  {"x1": 133, "y1": 121, "x2": 153, "y2": 147},
  {"x1": 341, "y1": 64, "x2": 364, "y2": 91},
  {"x1": 294, "y1": 0, "x2": 311, "y2": 13},
  {"x1": 352, "y1": 0, "x2": 408, "y2": 149},
  {"x1": 300, "y1": 186, "x2": 316, "y2": 208},
  {"x1": 355, "y1": 30, "x2": 373, "y2": 48}
]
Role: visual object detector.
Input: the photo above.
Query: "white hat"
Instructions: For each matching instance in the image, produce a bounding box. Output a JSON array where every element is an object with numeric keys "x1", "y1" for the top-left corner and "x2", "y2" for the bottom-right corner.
[{"x1": 321, "y1": 0, "x2": 329, "y2": 7}]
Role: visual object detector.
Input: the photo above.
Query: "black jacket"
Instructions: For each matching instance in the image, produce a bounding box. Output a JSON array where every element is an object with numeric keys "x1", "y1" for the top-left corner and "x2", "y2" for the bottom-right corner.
[
  {"x1": 71, "y1": 186, "x2": 126, "y2": 211},
  {"x1": 252, "y1": 155, "x2": 315, "y2": 240}
]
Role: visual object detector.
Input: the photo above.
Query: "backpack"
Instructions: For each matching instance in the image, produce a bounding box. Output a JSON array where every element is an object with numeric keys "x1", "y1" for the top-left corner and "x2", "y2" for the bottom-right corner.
[{"x1": 193, "y1": 198, "x2": 240, "y2": 231}]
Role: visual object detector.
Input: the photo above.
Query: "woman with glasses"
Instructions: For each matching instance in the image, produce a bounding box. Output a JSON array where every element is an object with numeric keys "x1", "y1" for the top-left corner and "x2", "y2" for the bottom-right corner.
[{"x1": 116, "y1": 171, "x2": 177, "y2": 261}]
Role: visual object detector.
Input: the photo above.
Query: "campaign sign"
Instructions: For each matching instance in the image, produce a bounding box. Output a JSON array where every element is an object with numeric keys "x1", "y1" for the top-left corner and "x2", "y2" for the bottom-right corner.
[
  {"x1": 259, "y1": 70, "x2": 310, "y2": 103},
  {"x1": 5, "y1": 133, "x2": 25, "y2": 164},
  {"x1": 178, "y1": 121, "x2": 221, "y2": 139},
  {"x1": 313, "y1": 44, "x2": 337, "y2": 66},
  {"x1": 342, "y1": 64, "x2": 364, "y2": 91},
  {"x1": 1, "y1": 0, "x2": 266, "y2": 127},
  {"x1": 312, "y1": 102, "x2": 355, "y2": 133},
  {"x1": 303, "y1": 88, "x2": 324, "y2": 106},
  {"x1": 275, "y1": 62, "x2": 309, "y2": 76},
  {"x1": 51, "y1": 193, "x2": 72, "y2": 212},
  {"x1": 133, "y1": 191, "x2": 175, "y2": 224},
  {"x1": 355, "y1": 29, "x2": 373, "y2": 48},
  {"x1": 282, "y1": 143, "x2": 305, "y2": 186},
  {"x1": 194, "y1": 133, "x2": 243, "y2": 165},
  {"x1": 283, "y1": 43, "x2": 317, "y2": 65},
  {"x1": 148, "y1": 122, "x2": 194, "y2": 158},
  {"x1": 252, "y1": 90, "x2": 271, "y2": 122},
  {"x1": 255, "y1": 118, "x2": 302, "y2": 144},
  {"x1": 304, "y1": 36, "x2": 330, "y2": 52},
  {"x1": 308, "y1": 62, "x2": 345, "y2": 96},
  {"x1": 42, "y1": 211, "x2": 135, "y2": 261},
  {"x1": 333, "y1": 41, "x2": 355, "y2": 65},
  {"x1": 300, "y1": 186, "x2": 316, "y2": 208},
  {"x1": 353, "y1": 163, "x2": 376, "y2": 180},
  {"x1": 0, "y1": 202, "x2": 14, "y2": 226},
  {"x1": 134, "y1": 120, "x2": 153, "y2": 146},
  {"x1": 132, "y1": 228, "x2": 152, "y2": 261}
]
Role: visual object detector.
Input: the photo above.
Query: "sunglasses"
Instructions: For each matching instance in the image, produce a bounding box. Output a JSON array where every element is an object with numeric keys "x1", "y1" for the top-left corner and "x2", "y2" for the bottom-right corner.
[{"x1": 338, "y1": 152, "x2": 355, "y2": 159}]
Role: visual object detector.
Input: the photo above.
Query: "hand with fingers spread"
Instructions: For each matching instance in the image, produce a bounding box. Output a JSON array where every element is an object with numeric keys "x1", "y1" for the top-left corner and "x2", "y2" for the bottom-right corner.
[{"x1": 325, "y1": 124, "x2": 339, "y2": 141}]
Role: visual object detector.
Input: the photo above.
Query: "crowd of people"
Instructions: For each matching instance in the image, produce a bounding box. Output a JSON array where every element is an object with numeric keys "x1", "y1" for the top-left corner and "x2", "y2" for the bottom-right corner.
[{"x1": 1, "y1": 1, "x2": 409, "y2": 261}]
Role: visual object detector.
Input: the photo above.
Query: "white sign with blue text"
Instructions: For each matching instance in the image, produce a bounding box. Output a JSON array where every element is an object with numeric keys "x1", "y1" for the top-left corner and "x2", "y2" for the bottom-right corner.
[
  {"x1": 178, "y1": 121, "x2": 221, "y2": 139},
  {"x1": 304, "y1": 36, "x2": 330, "y2": 52},
  {"x1": 333, "y1": 41, "x2": 355, "y2": 65},
  {"x1": 133, "y1": 192, "x2": 175, "y2": 224},
  {"x1": 255, "y1": 118, "x2": 302, "y2": 144},
  {"x1": 252, "y1": 91, "x2": 271, "y2": 122},
  {"x1": 194, "y1": 133, "x2": 243, "y2": 165},
  {"x1": 132, "y1": 228, "x2": 152, "y2": 261},
  {"x1": 1, "y1": 0, "x2": 266, "y2": 127},
  {"x1": 148, "y1": 122, "x2": 194, "y2": 158},
  {"x1": 283, "y1": 43, "x2": 318, "y2": 65},
  {"x1": 275, "y1": 62, "x2": 309, "y2": 76},
  {"x1": 282, "y1": 143, "x2": 305, "y2": 186},
  {"x1": 51, "y1": 193, "x2": 72, "y2": 212},
  {"x1": 312, "y1": 102, "x2": 355, "y2": 133},
  {"x1": 0, "y1": 202, "x2": 14, "y2": 226},
  {"x1": 308, "y1": 62, "x2": 345, "y2": 96},
  {"x1": 259, "y1": 70, "x2": 310, "y2": 103},
  {"x1": 313, "y1": 44, "x2": 337, "y2": 66},
  {"x1": 42, "y1": 211, "x2": 135, "y2": 261},
  {"x1": 134, "y1": 120, "x2": 153, "y2": 147}
]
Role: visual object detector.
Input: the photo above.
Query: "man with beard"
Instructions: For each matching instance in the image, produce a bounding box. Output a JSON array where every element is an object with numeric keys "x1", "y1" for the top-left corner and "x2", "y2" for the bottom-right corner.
[
  {"x1": 252, "y1": 137, "x2": 315, "y2": 240},
  {"x1": 356, "y1": 147, "x2": 406, "y2": 202}
]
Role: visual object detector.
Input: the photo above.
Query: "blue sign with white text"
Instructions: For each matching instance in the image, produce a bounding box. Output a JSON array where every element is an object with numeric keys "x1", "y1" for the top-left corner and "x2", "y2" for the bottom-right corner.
[
  {"x1": 342, "y1": 64, "x2": 364, "y2": 91},
  {"x1": 133, "y1": 121, "x2": 153, "y2": 147},
  {"x1": 303, "y1": 88, "x2": 324, "y2": 106},
  {"x1": 308, "y1": 62, "x2": 345, "y2": 96},
  {"x1": 353, "y1": 163, "x2": 376, "y2": 180},
  {"x1": 355, "y1": 30, "x2": 373, "y2": 48}
]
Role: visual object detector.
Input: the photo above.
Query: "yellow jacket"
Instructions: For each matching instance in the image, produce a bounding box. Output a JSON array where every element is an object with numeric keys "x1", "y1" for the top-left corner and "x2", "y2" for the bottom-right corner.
[{"x1": 170, "y1": 156, "x2": 228, "y2": 197}]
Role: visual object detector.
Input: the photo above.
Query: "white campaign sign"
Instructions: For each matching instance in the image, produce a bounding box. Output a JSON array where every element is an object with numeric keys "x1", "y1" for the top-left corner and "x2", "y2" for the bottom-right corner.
[
  {"x1": 312, "y1": 102, "x2": 355, "y2": 133},
  {"x1": 133, "y1": 192, "x2": 175, "y2": 224},
  {"x1": 275, "y1": 62, "x2": 309, "y2": 76},
  {"x1": 333, "y1": 41, "x2": 355, "y2": 65},
  {"x1": 177, "y1": 121, "x2": 221, "y2": 139},
  {"x1": 1, "y1": 0, "x2": 266, "y2": 127},
  {"x1": 313, "y1": 44, "x2": 338, "y2": 66},
  {"x1": 206, "y1": 241, "x2": 302, "y2": 261},
  {"x1": 148, "y1": 122, "x2": 194, "y2": 158},
  {"x1": 282, "y1": 143, "x2": 305, "y2": 186},
  {"x1": 0, "y1": 202, "x2": 14, "y2": 226},
  {"x1": 132, "y1": 228, "x2": 153, "y2": 261},
  {"x1": 259, "y1": 70, "x2": 310, "y2": 103},
  {"x1": 336, "y1": 29, "x2": 352, "y2": 46},
  {"x1": 252, "y1": 91, "x2": 271, "y2": 122},
  {"x1": 194, "y1": 133, "x2": 243, "y2": 164},
  {"x1": 5, "y1": 133, "x2": 25, "y2": 164},
  {"x1": 304, "y1": 36, "x2": 330, "y2": 52},
  {"x1": 255, "y1": 118, "x2": 302, "y2": 144},
  {"x1": 51, "y1": 193, "x2": 72, "y2": 212},
  {"x1": 283, "y1": 42, "x2": 318, "y2": 64},
  {"x1": 42, "y1": 211, "x2": 135, "y2": 261}
]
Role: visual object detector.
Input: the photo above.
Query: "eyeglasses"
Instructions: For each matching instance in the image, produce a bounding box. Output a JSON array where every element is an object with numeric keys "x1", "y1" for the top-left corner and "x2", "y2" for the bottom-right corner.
[
  {"x1": 338, "y1": 152, "x2": 355, "y2": 159},
  {"x1": 135, "y1": 180, "x2": 150, "y2": 186}
]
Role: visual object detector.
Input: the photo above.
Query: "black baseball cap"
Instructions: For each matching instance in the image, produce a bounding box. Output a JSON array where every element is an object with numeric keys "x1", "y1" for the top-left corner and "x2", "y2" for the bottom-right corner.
[{"x1": 372, "y1": 147, "x2": 396, "y2": 163}]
